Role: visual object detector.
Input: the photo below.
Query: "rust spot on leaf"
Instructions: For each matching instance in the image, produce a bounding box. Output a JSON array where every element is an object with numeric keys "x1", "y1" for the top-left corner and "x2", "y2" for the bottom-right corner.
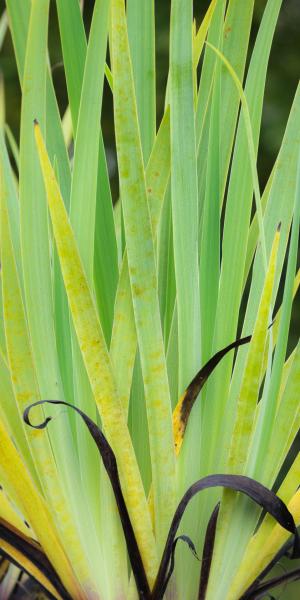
[{"x1": 224, "y1": 26, "x2": 232, "y2": 39}]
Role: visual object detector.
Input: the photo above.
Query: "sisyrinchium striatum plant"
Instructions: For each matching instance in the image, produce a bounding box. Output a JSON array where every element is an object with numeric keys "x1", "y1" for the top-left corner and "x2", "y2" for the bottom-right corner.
[{"x1": 0, "y1": 0, "x2": 299, "y2": 598}]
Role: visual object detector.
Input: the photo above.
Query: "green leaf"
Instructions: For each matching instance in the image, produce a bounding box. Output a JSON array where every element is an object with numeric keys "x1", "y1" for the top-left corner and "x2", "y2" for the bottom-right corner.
[
  {"x1": 34, "y1": 121, "x2": 158, "y2": 586},
  {"x1": 111, "y1": 0, "x2": 176, "y2": 553},
  {"x1": 170, "y1": 0, "x2": 200, "y2": 394},
  {"x1": 127, "y1": 0, "x2": 156, "y2": 163},
  {"x1": 55, "y1": 0, "x2": 86, "y2": 134}
]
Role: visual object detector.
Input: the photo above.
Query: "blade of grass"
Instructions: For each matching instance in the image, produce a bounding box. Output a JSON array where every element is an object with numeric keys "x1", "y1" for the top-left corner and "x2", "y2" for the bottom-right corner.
[
  {"x1": 157, "y1": 185, "x2": 176, "y2": 349},
  {"x1": 195, "y1": 0, "x2": 226, "y2": 145},
  {"x1": 243, "y1": 171, "x2": 274, "y2": 290},
  {"x1": 25, "y1": 399, "x2": 151, "y2": 600},
  {"x1": 250, "y1": 145, "x2": 300, "y2": 479},
  {"x1": 218, "y1": 0, "x2": 254, "y2": 189},
  {"x1": 111, "y1": 0, "x2": 176, "y2": 553},
  {"x1": 201, "y1": 10, "x2": 284, "y2": 478},
  {"x1": 0, "y1": 131, "x2": 21, "y2": 276},
  {"x1": 9, "y1": 0, "x2": 75, "y2": 421},
  {"x1": 196, "y1": 0, "x2": 255, "y2": 236},
  {"x1": 57, "y1": 6, "x2": 129, "y2": 592},
  {"x1": 127, "y1": 0, "x2": 156, "y2": 163},
  {"x1": 56, "y1": 0, "x2": 118, "y2": 347},
  {"x1": 67, "y1": 2, "x2": 111, "y2": 557},
  {"x1": 6, "y1": 0, "x2": 71, "y2": 204},
  {"x1": 55, "y1": 0, "x2": 86, "y2": 134},
  {"x1": 201, "y1": 0, "x2": 283, "y2": 474},
  {"x1": 109, "y1": 112, "x2": 171, "y2": 498},
  {"x1": 228, "y1": 83, "x2": 300, "y2": 459},
  {"x1": 110, "y1": 15, "x2": 209, "y2": 419},
  {"x1": 170, "y1": 0, "x2": 200, "y2": 394},
  {"x1": 205, "y1": 229, "x2": 281, "y2": 599},
  {"x1": 17, "y1": 1, "x2": 91, "y2": 555},
  {"x1": 169, "y1": 4, "x2": 204, "y2": 595},
  {"x1": 1, "y1": 183, "x2": 93, "y2": 593},
  {"x1": 94, "y1": 135, "x2": 118, "y2": 345},
  {"x1": 261, "y1": 341, "x2": 300, "y2": 488},
  {"x1": 110, "y1": 109, "x2": 171, "y2": 415},
  {"x1": 228, "y1": 459, "x2": 300, "y2": 600},
  {"x1": 161, "y1": 1, "x2": 215, "y2": 363},
  {"x1": 206, "y1": 42, "x2": 268, "y2": 270},
  {"x1": 228, "y1": 228, "x2": 280, "y2": 475},
  {"x1": 205, "y1": 85, "x2": 300, "y2": 599},
  {"x1": 69, "y1": 0, "x2": 109, "y2": 280},
  {"x1": 256, "y1": 269, "x2": 300, "y2": 394},
  {"x1": 51, "y1": 159, "x2": 75, "y2": 460},
  {"x1": 34, "y1": 121, "x2": 158, "y2": 586},
  {"x1": 0, "y1": 350, "x2": 36, "y2": 478},
  {"x1": 0, "y1": 490, "x2": 34, "y2": 539},
  {"x1": 192, "y1": 0, "x2": 217, "y2": 103},
  {"x1": 0, "y1": 417, "x2": 84, "y2": 599},
  {"x1": 199, "y1": 67, "x2": 220, "y2": 363}
]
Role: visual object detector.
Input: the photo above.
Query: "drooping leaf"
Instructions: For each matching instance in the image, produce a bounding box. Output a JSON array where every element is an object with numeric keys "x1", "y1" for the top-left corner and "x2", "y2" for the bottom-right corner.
[
  {"x1": 241, "y1": 567, "x2": 300, "y2": 600},
  {"x1": 0, "y1": 417, "x2": 83, "y2": 599},
  {"x1": 157, "y1": 535, "x2": 199, "y2": 600},
  {"x1": 228, "y1": 475, "x2": 300, "y2": 599},
  {"x1": 151, "y1": 474, "x2": 298, "y2": 600},
  {"x1": 24, "y1": 400, "x2": 150, "y2": 600},
  {"x1": 0, "y1": 519, "x2": 71, "y2": 600},
  {"x1": 173, "y1": 332, "x2": 254, "y2": 454}
]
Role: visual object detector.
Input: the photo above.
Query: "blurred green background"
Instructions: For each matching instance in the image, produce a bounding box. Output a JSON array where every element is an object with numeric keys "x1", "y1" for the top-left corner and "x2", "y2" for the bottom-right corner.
[{"x1": 0, "y1": 2, "x2": 299, "y2": 597}]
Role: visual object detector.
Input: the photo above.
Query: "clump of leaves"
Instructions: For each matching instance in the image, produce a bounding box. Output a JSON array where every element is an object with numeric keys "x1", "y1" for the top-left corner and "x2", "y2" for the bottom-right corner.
[{"x1": 0, "y1": 1, "x2": 299, "y2": 599}]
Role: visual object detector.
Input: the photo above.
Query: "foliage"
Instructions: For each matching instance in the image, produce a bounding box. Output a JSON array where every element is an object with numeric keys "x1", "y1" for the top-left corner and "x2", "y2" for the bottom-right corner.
[{"x1": 0, "y1": 1, "x2": 299, "y2": 599}]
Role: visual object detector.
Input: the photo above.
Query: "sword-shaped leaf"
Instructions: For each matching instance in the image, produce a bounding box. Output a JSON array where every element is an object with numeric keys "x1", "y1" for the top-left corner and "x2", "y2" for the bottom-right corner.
[
  {"x1": 111, "y1": 0, "x2": 176, "y2": 551},
  {"x1": 0, "y1": 417, "x2": 83, "y2": 599},
  {"x1": 34, "y1": 122, "x2": 158, "y2": 586}
]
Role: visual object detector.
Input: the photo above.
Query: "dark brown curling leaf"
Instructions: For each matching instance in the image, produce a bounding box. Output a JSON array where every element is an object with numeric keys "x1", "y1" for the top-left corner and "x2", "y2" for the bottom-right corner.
[
  {"x1": 158, "y1": 534, "x2": 199, "y2": 599},
  {"x1": 24, "y1": 400, "x2": 150, "y2": 600},
  {"x1": 177, "y1": 322, "x2": 275, "y2": 449},
  {"x1": 198, "y1": 503, "x2": 220, "y2": 600},
  {"x1": 151, "y1": 474, "x2": 299, "y2": 600},
  {"x1": 0, "y1": 518, "x2": 70, "y2": 600},
  {"x1": 241, "y1": 535, "x2": 296, "y2": 598},
  {"x1": 240, "y1": 567, "x2": 300, "y2": 599},
  {"x1": 176, "y1": 332, "x2": 256, "y2": 450}
]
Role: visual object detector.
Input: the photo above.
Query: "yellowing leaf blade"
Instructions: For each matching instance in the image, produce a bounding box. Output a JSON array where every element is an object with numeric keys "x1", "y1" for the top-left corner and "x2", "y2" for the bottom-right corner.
[{"x1": 34, "y1": 122, "x2": 158, "y2": 586}]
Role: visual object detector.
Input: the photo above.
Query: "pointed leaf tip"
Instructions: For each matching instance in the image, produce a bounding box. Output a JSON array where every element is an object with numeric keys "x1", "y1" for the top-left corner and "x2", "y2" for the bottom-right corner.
[{"x1": 198, "y1": 503, "x2": 220, "y2": 600}]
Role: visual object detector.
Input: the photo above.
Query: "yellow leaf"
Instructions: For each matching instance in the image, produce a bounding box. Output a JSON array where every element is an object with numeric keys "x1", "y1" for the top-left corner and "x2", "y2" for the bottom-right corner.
[
  {"x1": 34, "y1": 121, "x2": 158, "y2": 586},
  {"x1": 0, "y1": 416, "x2": 84, "y2": 599}
]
